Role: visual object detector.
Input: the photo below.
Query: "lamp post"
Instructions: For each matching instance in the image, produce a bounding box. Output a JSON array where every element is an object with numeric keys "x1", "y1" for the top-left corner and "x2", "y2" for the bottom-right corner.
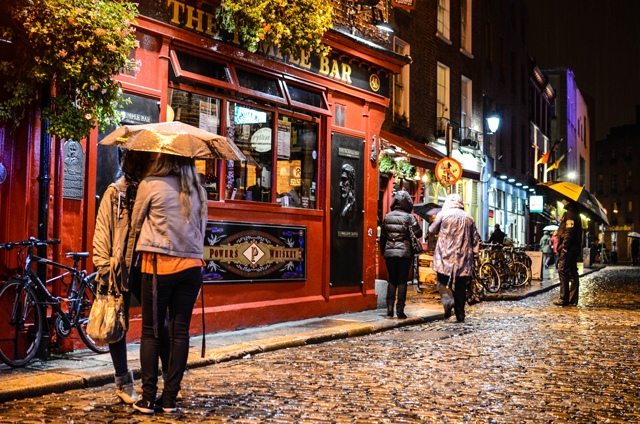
[{"x1": 481, "y1": 94, "x2": 501, "y2": 240}]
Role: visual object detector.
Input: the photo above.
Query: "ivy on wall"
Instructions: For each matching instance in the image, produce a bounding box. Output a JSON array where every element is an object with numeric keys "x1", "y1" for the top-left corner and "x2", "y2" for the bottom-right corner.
[{"x1": 0, "y1": 0, "x2": 138, "y2": 140}]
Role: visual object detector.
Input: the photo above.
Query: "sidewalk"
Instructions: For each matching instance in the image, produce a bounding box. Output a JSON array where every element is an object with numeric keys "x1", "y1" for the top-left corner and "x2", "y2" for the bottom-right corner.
[{"x1": 0, "y1": 265, "x2": 603, "y2": 402}]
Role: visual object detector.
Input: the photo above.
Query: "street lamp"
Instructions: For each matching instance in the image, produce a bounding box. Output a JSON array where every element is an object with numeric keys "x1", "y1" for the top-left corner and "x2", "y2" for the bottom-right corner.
[{"x1": 486, "y1": 114, "x2": 501, "y2": 134}]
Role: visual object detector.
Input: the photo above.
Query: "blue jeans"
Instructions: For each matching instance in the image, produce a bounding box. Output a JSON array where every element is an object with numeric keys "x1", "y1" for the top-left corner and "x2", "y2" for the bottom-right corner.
[{"x1": 139, "y1": 267, "x2": 201, "y2": 402}]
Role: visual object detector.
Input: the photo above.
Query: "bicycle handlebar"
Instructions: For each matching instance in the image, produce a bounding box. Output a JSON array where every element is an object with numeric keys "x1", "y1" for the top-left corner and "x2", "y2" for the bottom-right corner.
[{"x1": 0, "y1": 237, "x2": 61, "y2": 250}]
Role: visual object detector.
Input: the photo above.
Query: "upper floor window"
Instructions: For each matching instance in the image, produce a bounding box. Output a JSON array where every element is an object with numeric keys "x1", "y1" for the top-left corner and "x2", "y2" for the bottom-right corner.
[
  {"x1": 437, "y1": 0, "x2": 450, "y2": 40},
  {"x1": 461, "y1": 75, "x2": 472, "y2": 130},
  {"x1": 393, "y1": 37, "x2": 410, "y2": 127},
  {"x1": 460, "y1": 0, "x2": 472, "y2": 53},
  {"x1": 437, "y1": 62, "x2": 450, "y2": 134}
]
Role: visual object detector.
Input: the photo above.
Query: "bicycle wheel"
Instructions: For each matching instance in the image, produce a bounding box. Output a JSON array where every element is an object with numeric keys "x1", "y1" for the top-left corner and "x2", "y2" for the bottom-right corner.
[
  {"x1": 0, "y1": 279, "x2": 44, "y2": 367},
  {"x1": 479, "y1": 262, "x2": 501, "y2": 293},
  {"x1": 75, "y1": 279, "x2": 110, "y2": 354},
  {"x1": 511, "y1": 261, "x2": 529, "y2": 287}
]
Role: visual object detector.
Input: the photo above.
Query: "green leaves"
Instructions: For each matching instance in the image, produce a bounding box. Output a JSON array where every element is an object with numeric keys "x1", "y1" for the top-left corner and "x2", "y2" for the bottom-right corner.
[
  {"x1": 0, "y1": 0, "x2": 138, "y2": 140},
  {"x1": 378, "y1": 153, "x2": 416, "y2": 180},
  {"x1": 217, "y1": 0, "x2": 333, "y2": 59}
]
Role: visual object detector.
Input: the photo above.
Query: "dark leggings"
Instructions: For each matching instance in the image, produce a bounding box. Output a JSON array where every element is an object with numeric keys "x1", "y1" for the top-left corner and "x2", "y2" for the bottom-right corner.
[
  {"x1": 139, "y1": 267, "x2": 201, "y2": 402},
  {"x1": 385, "y1": 257, "x2": 412, "y2": 314},
  {"x1": 109, "y1": 273, "x2": 170, "y2": 378}
]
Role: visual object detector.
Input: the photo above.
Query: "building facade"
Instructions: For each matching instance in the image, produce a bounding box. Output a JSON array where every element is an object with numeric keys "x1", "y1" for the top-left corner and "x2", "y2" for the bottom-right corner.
[{"x1": 0, "y1": 1, "x2": 409, "y2": 346}]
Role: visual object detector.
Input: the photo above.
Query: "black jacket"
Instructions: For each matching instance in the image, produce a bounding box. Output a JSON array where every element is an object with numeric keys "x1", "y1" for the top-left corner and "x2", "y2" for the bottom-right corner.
[
  {"x1": 558, "y1": 207, "x2": 582, "y2": 259},
  {"x1": 380, "y1": 190, "x2": 423, "y2": 259}
]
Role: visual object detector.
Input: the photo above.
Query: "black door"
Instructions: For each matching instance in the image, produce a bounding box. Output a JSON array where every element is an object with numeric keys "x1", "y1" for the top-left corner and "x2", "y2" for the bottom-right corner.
[{"x1": 329, "y1": 133, "x2": 364, "y2": 287}]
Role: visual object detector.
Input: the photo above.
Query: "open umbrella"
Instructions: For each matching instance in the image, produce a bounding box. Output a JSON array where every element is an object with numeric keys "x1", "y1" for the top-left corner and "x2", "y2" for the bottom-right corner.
[
  {"x1": 628, "y1": 232, "x2": 640, "y2": 238},
  {"x1": 100, "y1": 121, "x2": 246, "y2": 161},
  {"x1": 543, "y1": 224, "x2": 559, "y2": 231},
  {"x1": 537, "y1": 181, "x2": 609, "y2": 226},
  {"x1": 413, "y1": 202, "x2": 441, "y2": 220}
]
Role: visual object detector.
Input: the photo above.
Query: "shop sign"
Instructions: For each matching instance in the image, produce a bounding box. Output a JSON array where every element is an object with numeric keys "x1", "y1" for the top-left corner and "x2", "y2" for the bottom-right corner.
[
  {"x1": 139, "y1": 0, "x2": 389, "y2": 97},
  {"x1": 203, "y1": 221, "x2": 306, "y2": 283}
]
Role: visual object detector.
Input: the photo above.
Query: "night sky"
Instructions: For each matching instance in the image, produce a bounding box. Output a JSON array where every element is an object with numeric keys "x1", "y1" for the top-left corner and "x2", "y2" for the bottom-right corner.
[{"x1": 524, "y1": 0, "x2": 640, "y2": 141}]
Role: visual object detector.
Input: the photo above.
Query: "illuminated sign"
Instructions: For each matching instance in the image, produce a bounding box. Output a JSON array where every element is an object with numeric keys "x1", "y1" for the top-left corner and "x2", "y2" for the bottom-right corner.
[
  {"x1": 203, "y1": 222, "x2": 306, "y2": 283},
  {"x1": 529, "y1": 195, "x2": 544, "y2": 212}
]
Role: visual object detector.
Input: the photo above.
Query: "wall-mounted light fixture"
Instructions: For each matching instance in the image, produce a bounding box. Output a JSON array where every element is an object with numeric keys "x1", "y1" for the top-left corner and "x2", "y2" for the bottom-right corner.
[{"x1": 486, "y1": 114, "x2": 501, "y2": 134}]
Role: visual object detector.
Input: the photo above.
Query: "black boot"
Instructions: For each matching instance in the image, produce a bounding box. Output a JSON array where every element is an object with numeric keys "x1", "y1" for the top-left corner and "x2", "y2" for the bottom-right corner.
[{"x1": 386, "y1": 307, "x2": 394, "y2": 318}]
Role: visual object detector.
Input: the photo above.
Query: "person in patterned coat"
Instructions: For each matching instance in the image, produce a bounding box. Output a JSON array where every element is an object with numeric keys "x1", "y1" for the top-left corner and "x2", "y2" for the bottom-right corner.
[{"x1": 428, "y1": 193, "x2": 480, "y2": 322}]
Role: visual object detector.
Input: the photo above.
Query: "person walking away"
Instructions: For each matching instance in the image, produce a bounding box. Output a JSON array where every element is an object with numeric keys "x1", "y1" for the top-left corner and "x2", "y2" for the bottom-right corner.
[
  {"x1": 631, "y1": 238, "x2": 639, "y2": 266},
  {"x1": 429, "y1": 193, "x2": 480, "y2": 323},
  {"x1": 554, "y1": 200, "x2": 583, "y2": 306},
  {"x1": 379, "y1": 189, "x2": 422, "y2": 319},
  {"x1": 131, "y1": 154, "x2": 207, "y2": 414},
  {"x1": 550, "y1": 231, "x2": 560, "y2": 268},
  {"x1": 488, "y1": 224, "x2": 506, "y2": 244},
  {"x1": 539, "y1": 231, "x2": 553, "y2": 268},
  {"x1": 93, "y1": 150, "x2": 164, "y2": 404}
]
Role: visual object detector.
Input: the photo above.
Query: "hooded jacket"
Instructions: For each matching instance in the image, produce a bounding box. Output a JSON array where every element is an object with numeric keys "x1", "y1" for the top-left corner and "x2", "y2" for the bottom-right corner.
[
  {"x1": 92, "y1": 177, "x2": 136, "y2": 291},
  {"x1": 131, "y1": 175, "x2": 206, "y2": 259},
  {"x1": 380, "y1": 190, "x2": 423, "y2": 259},
  {"x1": 428, "y1": 194, "x2": 480, "y2": 277}
]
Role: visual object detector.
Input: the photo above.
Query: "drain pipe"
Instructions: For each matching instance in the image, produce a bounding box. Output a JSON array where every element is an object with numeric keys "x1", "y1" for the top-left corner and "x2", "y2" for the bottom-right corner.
[{"x1": 37, "y1": 87, "x2": 51, "y2": 281}]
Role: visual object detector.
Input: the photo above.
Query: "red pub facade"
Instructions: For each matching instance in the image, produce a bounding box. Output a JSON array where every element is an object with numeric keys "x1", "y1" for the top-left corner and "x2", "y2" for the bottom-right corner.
[{"x1": 0, "y1": 1, "x2": 408, "y2": 344}]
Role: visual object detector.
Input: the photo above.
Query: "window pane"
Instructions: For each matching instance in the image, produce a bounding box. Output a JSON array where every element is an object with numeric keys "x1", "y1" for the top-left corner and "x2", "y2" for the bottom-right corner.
[
  {"x1": 275, "y1": 117, "x2": 318, "y2": 209},
  {"x1": 236, "y1": 68, "x2": 283, "y2": 98},
  {"x1": 175, "y1": 51, "x2": 229, "y2": 82},
  {"x1": 288, "y1": 84, "x2": 323, "y2": 108},
  {"x1": 226, "y1": 103, "x2": 274, "y2": 202},
  {"x1": 168, "y1": 88, "x2": 222, "y2": 200}
]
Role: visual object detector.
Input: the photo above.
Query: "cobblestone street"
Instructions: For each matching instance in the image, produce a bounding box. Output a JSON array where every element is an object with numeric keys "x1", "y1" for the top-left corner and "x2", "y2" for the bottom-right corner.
[{"x1": 0, "y1": 266, "x2": 639, "y2": 423}]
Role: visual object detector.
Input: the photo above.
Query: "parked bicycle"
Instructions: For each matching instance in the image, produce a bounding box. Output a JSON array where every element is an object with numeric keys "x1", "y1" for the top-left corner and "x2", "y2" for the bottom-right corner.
[{"x1": 0, "y1": 237, "x2": 108, "y2": 367}]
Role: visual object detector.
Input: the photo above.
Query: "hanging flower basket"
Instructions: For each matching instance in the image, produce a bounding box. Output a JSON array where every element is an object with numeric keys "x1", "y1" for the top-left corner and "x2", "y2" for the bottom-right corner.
[{"x1": 0, "y1": 0, "x2": 138, "y2": 141}]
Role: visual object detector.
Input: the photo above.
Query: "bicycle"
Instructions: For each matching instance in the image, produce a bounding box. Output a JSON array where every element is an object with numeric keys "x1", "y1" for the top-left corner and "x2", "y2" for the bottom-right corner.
[{"x1": 0, "y1": 237, "x2": 109, "y2": 367}]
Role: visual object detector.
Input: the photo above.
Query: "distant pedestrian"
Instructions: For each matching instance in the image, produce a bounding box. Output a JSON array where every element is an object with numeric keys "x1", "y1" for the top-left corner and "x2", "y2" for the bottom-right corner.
[
  {"x1": 131, "y1": 154, "x2": 207, "y2": 414},
  {"x1": 488, "y1": 224, "x2": 506, "y2": 244},
  {"x1": 551, "y1": 230, "x2": 560, "y2": 267},
  {"x1": 554, "y1": 200, "x2": 582, "y2": 306},
  {"x1": 380, "y1": 189, "x2": 422, "y2": 319},
  {"x1": 429, "y1": 193, "x2": 480, "y2": 323},
  {"x1": 631, "y1": 238, "x2": 639, "y2": 265},
  {"x1": 539, "y1": 231, "x2": 553, "y2": 268}
]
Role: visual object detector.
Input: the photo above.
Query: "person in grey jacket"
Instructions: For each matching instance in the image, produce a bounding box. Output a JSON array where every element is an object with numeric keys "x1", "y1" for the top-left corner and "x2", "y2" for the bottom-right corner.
[
  {"x1": 380, "y1": 189, "x2": 422, "y2": 319},
  {"x1": 130, "y1": 153, "x2": 207, "y2": 415},
  {"x1": 93, "y1": 150, "x2": 156, "y2": 404},
  {"x1": 429, "y1": 193, "x2": 480, "y2": 323}
]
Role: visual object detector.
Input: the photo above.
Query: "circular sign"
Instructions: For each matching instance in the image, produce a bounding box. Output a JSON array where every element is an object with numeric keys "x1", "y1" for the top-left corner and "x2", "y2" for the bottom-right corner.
[
  {"x1": 434, "y1": 157, "x2": 463, "y2": 186},
  {"x1": 250, "y1": 127, "x2": 272, "y2": 153},
  {"x1": 369, "y1": 74, "x2": 381, "y2": 92}
]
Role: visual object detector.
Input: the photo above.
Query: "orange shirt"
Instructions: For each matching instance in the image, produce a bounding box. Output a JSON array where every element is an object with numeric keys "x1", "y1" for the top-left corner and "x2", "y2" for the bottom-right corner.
[{"x1": 141, "y1": 252, "x2": 204, "y2": 275}]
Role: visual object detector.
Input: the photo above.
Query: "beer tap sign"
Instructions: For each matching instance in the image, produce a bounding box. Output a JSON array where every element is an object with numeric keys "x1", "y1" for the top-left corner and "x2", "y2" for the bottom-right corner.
[{"x1": 434, "y1": 157, "x2": 463, "y2": 186}]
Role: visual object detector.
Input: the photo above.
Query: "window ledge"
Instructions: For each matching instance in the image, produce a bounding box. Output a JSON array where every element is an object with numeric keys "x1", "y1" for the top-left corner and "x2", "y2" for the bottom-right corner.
[
  {"x1": 460, "y1": 48, "x2": 474, "y2": 59},
  {"x1": 436, "y1": 32, "x2": 452, "y2": 45}
]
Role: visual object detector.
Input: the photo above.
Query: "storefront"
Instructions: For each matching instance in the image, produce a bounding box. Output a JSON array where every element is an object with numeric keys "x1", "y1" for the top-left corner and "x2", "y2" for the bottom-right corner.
[{"x1": 0, "y1": 2, "x2": 409, "y2": 343}]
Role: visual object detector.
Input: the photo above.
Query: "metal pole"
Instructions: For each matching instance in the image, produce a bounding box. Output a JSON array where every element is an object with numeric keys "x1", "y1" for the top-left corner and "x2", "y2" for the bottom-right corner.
[{"x1": 37, "y1": 86, "x2": 51, "y2": 280}]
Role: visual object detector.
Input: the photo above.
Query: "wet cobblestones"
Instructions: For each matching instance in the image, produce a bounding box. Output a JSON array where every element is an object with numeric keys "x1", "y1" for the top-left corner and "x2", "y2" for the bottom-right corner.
[{"x1": 0, "y1": 267, "x2": 639, "y2": 423}]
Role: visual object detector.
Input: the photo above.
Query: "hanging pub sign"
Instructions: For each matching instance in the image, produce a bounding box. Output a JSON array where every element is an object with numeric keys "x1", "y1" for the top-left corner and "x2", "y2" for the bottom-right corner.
[
  {"x1": 203, "y1": 221, "x2": 306, "y2": 283},
  {"x1": 434, "y1": 157, "x2": 463, "y2": 186},
  {"x1": 392, "y1": 0, "x2": 416, "y2": 10}
]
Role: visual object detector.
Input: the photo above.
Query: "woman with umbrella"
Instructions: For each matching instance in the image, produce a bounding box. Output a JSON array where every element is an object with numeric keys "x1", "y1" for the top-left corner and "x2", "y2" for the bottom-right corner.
[{"x1": 130, "y1": 153, "x2": 207, "y2": 414}]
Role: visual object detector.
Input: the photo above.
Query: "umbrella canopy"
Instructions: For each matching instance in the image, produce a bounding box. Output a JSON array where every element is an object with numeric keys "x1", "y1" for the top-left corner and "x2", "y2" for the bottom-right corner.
[
  {"x1": 413, "y1": 202, "x2": 441, "y2": 220},
  {"x1": 537, "y1": 181, "x2": 609, "y2": 226},
  {"x1": 628, "y1": 232, "x2": 640, "y2": 238},
  {"x1": 100, "y1": 121, "x2": 246, "y2": 161},
  {"x1": 543, "y1": 224, "x2": 559, "y2": 232}
]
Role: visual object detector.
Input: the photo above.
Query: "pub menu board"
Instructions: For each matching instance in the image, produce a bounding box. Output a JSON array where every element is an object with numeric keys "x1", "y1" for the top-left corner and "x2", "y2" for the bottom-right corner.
[{"x1": 203, "y1": 221, "x2": 306, "y2": 283}]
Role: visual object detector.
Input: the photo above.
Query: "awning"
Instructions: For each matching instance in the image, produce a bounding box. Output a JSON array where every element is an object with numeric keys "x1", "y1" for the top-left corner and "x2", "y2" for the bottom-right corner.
[{"x1": 380, "y1": 130, "x2": 443, "y2": 169}]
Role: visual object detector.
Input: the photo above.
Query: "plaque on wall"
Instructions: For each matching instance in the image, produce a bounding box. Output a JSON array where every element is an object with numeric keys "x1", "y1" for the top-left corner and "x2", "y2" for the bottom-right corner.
[
  {"x1": 63, "y1": 140, "x2": 85, "y2": 199},
  {"x1": 203, "y1": 221, "x2": 306, "y2": 283}
]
